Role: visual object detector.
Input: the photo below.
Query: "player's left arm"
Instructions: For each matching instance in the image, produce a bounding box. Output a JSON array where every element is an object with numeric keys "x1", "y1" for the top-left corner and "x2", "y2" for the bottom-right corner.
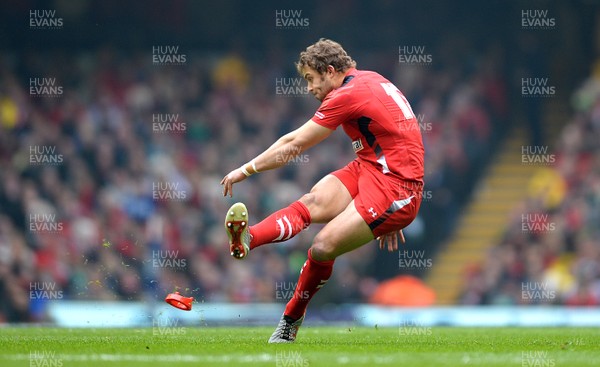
[{"x1": 221, "y1": 120, "x2": 333, "y2": 197}]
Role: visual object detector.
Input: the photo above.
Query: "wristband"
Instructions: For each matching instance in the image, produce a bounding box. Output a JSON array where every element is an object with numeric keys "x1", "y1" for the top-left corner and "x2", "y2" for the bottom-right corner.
[
  {"x1": 241, "y1": 165, "x2": 251, "y2": 177},
  {"x1": 251, "y1": 160, "x2": 260, "y2": 173},
  {"x1": 241, "y1": 160, "x2": 259, "y2": 177}
]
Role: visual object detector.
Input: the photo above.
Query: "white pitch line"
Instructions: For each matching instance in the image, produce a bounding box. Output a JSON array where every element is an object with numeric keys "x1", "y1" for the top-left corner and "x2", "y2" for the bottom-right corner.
[
  {"x1": 3, "y1": 351, "x2": 592, "y2": 366},
  {"x1": 3, "y1": 353, "x2": 276, "y2": 363}
]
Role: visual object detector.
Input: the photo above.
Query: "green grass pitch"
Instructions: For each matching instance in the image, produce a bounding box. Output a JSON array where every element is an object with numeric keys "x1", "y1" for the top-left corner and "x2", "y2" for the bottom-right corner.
[{"x1": 0, "y1": 326, "x2": 598, "y2": 366}]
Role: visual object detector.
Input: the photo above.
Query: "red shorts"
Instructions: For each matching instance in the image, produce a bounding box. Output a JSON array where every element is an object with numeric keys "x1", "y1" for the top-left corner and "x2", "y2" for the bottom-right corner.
[{"x1": 331, "y1": 160, "x2": 422, "y2": 238}]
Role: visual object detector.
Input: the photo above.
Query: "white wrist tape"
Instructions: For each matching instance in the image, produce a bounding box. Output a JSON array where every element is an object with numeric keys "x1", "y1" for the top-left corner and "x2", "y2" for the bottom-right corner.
[{"x1": 241, "y1": 166, "x2": 251, "y2": 177}]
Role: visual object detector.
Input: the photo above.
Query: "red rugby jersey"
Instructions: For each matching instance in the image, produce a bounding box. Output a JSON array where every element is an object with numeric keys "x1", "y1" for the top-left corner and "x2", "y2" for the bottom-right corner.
[{"x1": 312, "y1": 68, "x2": 424, "y2": 183}]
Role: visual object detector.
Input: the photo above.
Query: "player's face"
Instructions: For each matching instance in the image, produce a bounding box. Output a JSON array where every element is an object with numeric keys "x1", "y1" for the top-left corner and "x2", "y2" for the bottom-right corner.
[{"x1": 302, "y1": 66, "x2": 335, "y2": 101}]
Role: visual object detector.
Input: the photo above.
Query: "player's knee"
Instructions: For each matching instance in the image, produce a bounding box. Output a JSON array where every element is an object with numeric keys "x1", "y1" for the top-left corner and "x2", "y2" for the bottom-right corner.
[
  {"x1": 299, "y1": 192, "x2": 316, "y2": 207},
  {"x1": 310, "y1": 234, "x2": 337, "y2": 261},
  {"x1": 299, "y1": 192, "x2": 323, "y2": 217}
]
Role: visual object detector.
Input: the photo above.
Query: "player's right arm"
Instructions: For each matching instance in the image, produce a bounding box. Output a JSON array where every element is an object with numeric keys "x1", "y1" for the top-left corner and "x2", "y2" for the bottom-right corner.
[{"x1": 221, "y1": 120, "x2": 332, "y2": 197}]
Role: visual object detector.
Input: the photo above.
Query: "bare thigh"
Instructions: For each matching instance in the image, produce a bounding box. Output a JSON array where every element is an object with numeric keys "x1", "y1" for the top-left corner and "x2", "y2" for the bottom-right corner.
[
  {"x1": 299, "y1": 174, "x2": 352, "y2": 223},
  {"x1": 310, "y1": 200, "x2": 375, "y2": 261}
]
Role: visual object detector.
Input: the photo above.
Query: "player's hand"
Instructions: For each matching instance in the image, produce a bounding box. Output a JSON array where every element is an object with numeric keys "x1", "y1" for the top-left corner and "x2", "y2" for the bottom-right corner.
[
  {"x1": 377, "y1": 229, "x2": 406, "y2": 252},
  {"x1": 220, "y1": 168, "x2": 247, "y2": 197}
]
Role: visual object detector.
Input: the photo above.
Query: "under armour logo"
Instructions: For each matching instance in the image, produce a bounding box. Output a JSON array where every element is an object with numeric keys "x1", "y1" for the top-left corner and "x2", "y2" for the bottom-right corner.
[{"x1": 368, "y1": 207, "x2": 378, "y2": 218}]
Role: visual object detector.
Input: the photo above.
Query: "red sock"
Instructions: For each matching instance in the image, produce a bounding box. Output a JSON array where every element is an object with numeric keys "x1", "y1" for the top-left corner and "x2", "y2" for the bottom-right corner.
[
  {"x1": 284, "y1": 249, "x2": 334, "y2": 320},
  {"x1": 249, "y1": 201, "x2": 311, "y2": 250}
]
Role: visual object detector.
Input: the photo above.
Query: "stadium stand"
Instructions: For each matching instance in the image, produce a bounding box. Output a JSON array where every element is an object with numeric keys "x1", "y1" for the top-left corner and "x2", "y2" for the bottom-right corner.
[{"x1": 460, "y1": 64, "x2": 600, "y2": 306}]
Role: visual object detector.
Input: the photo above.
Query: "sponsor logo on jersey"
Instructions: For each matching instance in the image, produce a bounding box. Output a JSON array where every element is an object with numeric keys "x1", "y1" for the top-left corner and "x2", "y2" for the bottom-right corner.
[{"x1": 352, "y1": 139, "x2": 364, "y2": 153}]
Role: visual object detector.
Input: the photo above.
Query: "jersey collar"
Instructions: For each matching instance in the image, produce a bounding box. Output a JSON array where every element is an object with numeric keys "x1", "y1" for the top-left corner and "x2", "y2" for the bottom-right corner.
[{"x1": 341, "y1": 68, "x2": 357, "y2": 87}]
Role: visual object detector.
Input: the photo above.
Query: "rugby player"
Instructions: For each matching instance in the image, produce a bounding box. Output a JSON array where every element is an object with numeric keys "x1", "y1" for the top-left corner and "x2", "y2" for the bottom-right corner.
[{"x1": 221, "y1": 38, "x2": 424, "y2": 343}]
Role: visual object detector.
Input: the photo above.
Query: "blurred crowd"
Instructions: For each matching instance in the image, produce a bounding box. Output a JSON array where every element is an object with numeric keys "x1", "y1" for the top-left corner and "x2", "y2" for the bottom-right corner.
[
  {"x1": 0, "y1": 42, "x2": 505, "y2": 322},
  {"x1": 461, "y1": 62, "x2": 600, "y2": 306}
]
